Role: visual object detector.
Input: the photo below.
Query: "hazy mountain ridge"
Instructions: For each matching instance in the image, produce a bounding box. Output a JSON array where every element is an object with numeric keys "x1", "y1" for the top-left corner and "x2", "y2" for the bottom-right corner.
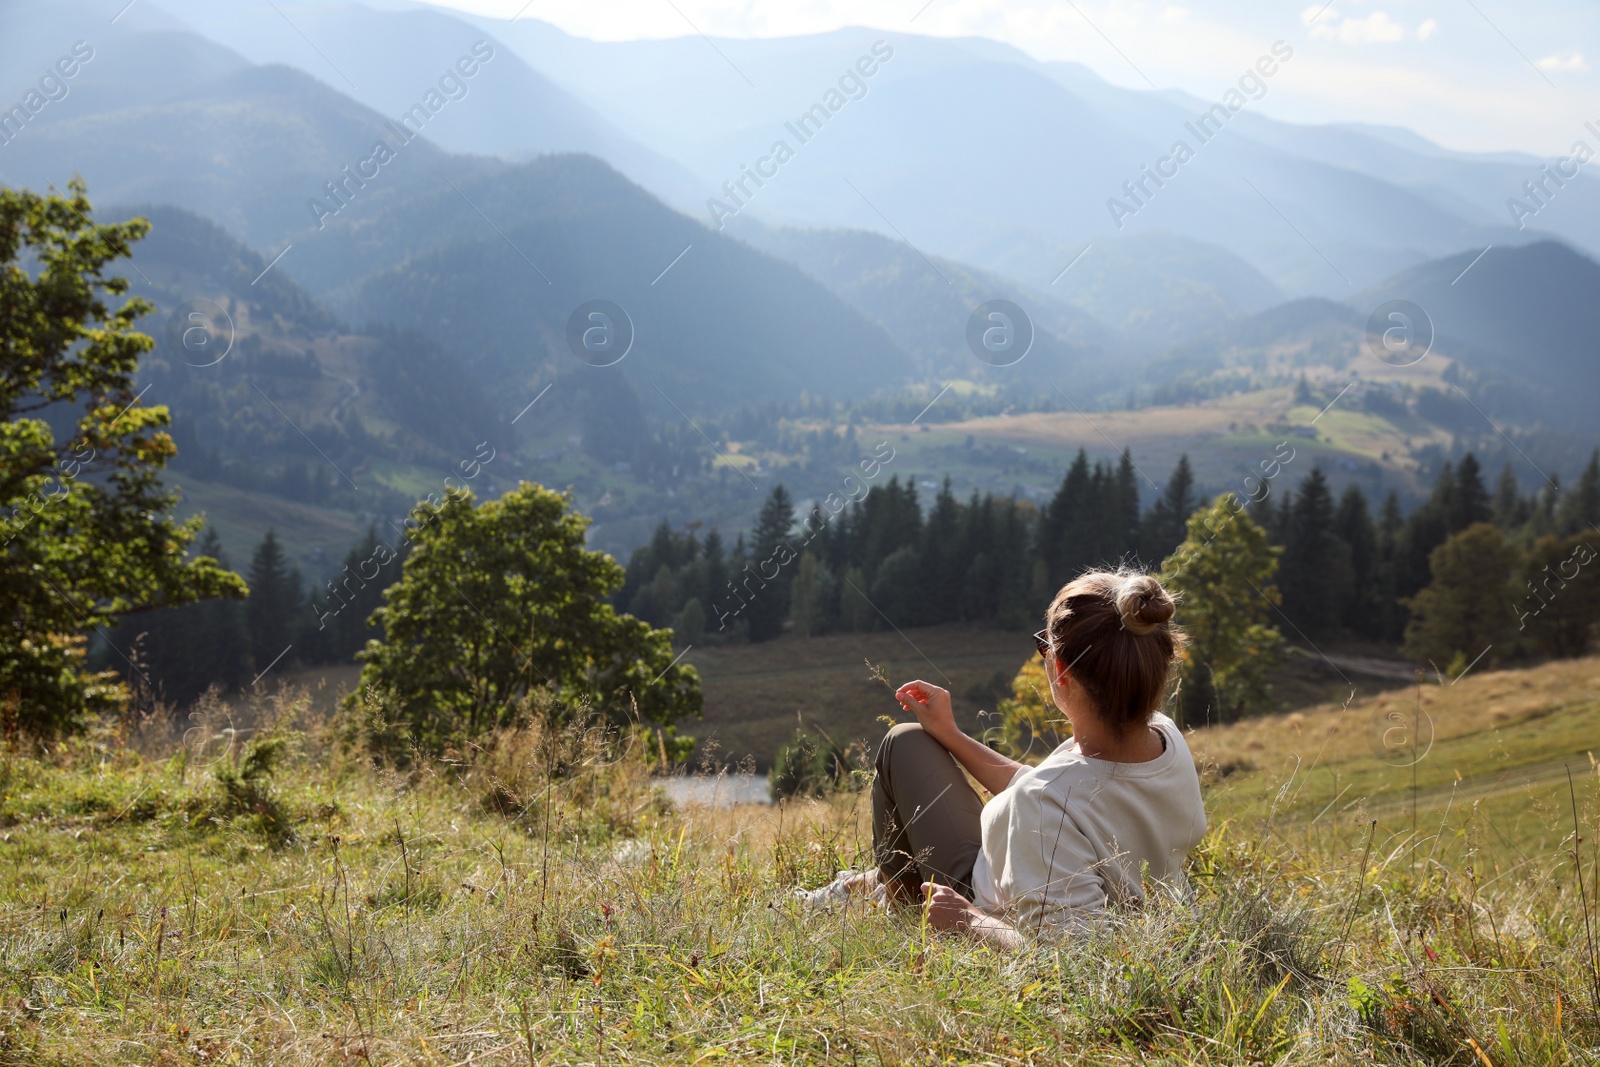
[
  {"x1": 458, "y1": 13, "x2": 1594, "y2": 297},
  {"x1": 4, "y1": 0, "x2": 1599, "y2": 566}
]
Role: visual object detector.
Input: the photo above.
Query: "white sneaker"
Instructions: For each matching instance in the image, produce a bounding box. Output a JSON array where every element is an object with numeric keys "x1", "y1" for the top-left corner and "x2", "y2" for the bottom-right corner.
[{"x1": 793, "y1": 868, "x2": 862, "y2": 910}]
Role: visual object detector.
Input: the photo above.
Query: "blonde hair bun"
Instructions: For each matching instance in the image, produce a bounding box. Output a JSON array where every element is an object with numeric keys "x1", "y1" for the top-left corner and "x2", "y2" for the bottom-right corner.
[{"x1": 1115, "y1": 574, "x2": 1175, "y2": 635}]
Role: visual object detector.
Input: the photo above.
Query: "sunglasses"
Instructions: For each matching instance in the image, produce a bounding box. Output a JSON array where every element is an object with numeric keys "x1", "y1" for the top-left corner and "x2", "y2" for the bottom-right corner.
[{"x1": 1033, "y1": 629, "x2": 1051, "y2": 659}]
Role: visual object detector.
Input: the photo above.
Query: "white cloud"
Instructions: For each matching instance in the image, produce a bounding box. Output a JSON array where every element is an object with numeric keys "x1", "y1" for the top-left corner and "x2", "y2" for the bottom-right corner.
[
  {"x1": 1309, "y1": 11, "x2": 1408, "y2": 44},
  {"x1": 1536, "y1": 50, "x2": 1588, "y2": 72},
  {"x1": 1417, "y1": 18, "x2": 1437, "y2": 41}
]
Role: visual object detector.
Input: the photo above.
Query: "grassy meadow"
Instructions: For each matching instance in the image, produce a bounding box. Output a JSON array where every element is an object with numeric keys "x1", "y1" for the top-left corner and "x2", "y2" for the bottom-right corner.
[{"x1": 2, "y1": 657, "x2": 1598, "y2": 1065}]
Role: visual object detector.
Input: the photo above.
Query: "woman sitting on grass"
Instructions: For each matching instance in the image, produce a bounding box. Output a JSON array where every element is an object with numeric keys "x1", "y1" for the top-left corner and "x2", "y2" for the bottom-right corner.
[{"x1": 800, "y1": 569, "x2": 1206, "y2": 949}]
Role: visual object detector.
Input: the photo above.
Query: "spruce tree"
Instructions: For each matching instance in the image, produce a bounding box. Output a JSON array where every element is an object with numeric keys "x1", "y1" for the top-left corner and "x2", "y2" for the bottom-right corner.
[
  {"x1": 702, "y1": 528, "x2": 728, "y2": 625},
  {"x1": 1042, "y1": 451, "x2": 1095, "y2": 584},
  {"x1": 1451, "y1": 453, "x2": 1492, "y2": 531},
  {"x1": 307, "y1": 527, "x2": 400, "y2": 665},
  {"x1": 1105, "y1": 450, "x2": 1142, "y2": 562},
  {"x1": 994, "y1": 499, "x2": 1036, "y2": 628},
  {"x1": 918, "y1": 479, "x2": 964, "y2": 624},
  {"x1": 1558, "y1": 449, "x2": 1600, "y2": 535},
  {"x1": 1277, "y1": 469, "x2": 1351, "y2": 637},
  {"x1": 1375, "y1": 491, "x2": 1406, "y2": 641},
  {"x1": 1140, "y1": 454, "x2": 1195, "y2": 564},
  {"x1": 1395, "y1": 465, "x2": 1456, "y2": 601},
  {"x1": 1493, "y1": 463, "x2": 1527, "y2": 529},
  {"x1": 246, "y1": 530, "x2": 303, "y2": 676},
  {"x1": 744, "y1": 485, "x2": 796, "y2": 642},
  {"x1": 1332, "y1": 486, "x2": 1381, "y2": 638},
  {"x1": 132, "y1": 529, "x2": 250, "y2": 706}
]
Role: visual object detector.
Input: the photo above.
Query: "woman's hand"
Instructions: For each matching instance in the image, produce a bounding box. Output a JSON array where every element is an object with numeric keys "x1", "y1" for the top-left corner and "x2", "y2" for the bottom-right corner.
[
  {"x1": 922, "y1": 882, "x2": 1026, "y2": 951},
  {"x1": 921, "y1": 883, "x2": 977, "y2": 931},
  {"x1": 895, "y1": 680, "x2": 957, "y2": 744}
]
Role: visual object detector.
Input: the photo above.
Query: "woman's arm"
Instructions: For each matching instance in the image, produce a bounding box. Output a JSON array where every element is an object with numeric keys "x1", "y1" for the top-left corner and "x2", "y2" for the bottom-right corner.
[
  {"x1": 923, "y1": 883, "x2": 1025, "y2": 951},
  {"x1": 895, "y1": 680, "x2": 1024, "y2": 796}
]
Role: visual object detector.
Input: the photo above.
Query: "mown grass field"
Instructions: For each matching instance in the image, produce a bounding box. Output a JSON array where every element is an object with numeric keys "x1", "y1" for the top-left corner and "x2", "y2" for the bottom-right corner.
[{"x1": 3, "y1": 657, "x2": 1597, "y2": 1064}]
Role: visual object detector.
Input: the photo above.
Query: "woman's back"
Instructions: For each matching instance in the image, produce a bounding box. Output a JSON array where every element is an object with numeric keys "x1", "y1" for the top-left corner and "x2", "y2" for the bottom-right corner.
[{"x1": 971, "y1": 712, "x2": 1206, "y2": 932}]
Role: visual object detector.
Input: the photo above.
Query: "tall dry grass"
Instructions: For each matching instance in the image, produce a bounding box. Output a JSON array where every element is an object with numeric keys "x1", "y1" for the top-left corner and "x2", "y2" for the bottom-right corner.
[{"x1": 0, "y1": 681, "x2": 1594, "y2": 1064}]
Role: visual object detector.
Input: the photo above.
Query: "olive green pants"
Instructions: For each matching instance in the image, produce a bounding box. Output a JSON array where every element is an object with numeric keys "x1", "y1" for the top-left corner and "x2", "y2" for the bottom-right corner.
[{"x1": 872, "y1": 723, "x2": 985, "y2": 901}]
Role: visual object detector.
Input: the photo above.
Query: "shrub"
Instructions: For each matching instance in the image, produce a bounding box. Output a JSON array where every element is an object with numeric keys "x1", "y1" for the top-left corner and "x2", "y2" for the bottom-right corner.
[
  {"x1": 768, "y1": 727, "x2": 866, "y2": 800},
  {"x1": 345, "y1": 483, "x2": 700, "y2": 754},
  {"x1": 994, "y1": 657, "x2": 1068, "y2": 760}
]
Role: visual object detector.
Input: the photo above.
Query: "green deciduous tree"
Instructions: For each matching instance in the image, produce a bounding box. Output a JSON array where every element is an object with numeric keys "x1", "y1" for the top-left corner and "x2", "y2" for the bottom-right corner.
[
  {"x1": 994, "y1": 656, "x2": 1066, "y2": 761},
  {"x1": 346, "y1": 482, "x2": 699, "y2": 752},
  {"x1": 787, "y1": 552, "x2": 830, "y2": 638},
  {"x1": 0, "y1": 180, "x2": 245, "y2": 734},
  {"x1": 1402, "y1": 522, "x2": 1520, "y2": 675},
  {"x1": 1160, "y1": 494, "x2": 1285, "y2": 725},
  {"x1": 1517, "y1": 534, "x2": 1599, "y2": 659}
]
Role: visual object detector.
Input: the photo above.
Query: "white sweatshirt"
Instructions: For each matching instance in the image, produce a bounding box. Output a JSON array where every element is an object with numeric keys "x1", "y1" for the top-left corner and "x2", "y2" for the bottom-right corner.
[{"x1": 970, "y1": 713, "x2": 1206, "y2": 935}]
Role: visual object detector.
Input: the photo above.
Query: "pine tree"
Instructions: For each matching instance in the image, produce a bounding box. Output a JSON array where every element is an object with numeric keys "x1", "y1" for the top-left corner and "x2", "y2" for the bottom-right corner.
[
  {"x1": 1277, "y1": 469, "x2": 1351, "y2": 637},
  {"x1": 1140, "y1": 454, "x2": 1195, "y2": 564},
  {"x1": 918, "y1": 479, "x2": 964, "y2": 624},
  {"x1": 1333, "y1": 486, "x2": 1382, "y2": 638},
  {"x1": 1042, "y1": 451, "x2": 1094, "y2": 585},
  {"x1": 745, "y1": 485, "x2": 796, "y2": 642},
  {"x1": 703, "y1": 528, "x2": 729, "y2": 625},
  {"x1": 1450, "y1": 453, "x2": 1492, "y2": 532},
  {"x1": 1374, "y1": 490, "x2": 1406, "y2": 641},
  {"x1": 133, "y1": 529, "x2": 250, "y2": 706},
  {"x1": 1558, "y1": 449, "x2": 1600, "y2": 535},
  {"x1": 994, "y1": 499, "x2": 1037, "y2": 628},
  {"x1": 246, "y1": 530, "x2": 303, "y2": 676},
  {"x1": 1103, "y1": 450, "x2": 1142, "y2": 563},
  {"x1": 1395, "y1": 465, "x2": 1456, "y2": 601},
  {"x1": 958, "y1": 492, "x2": 998, "y2": 620},
  {"x1": 306, "y1": 527, "x2": 402, "y2": 665},
  {"x1": 1493, "y1": 463, "x2": 1528, "y2": 529}
]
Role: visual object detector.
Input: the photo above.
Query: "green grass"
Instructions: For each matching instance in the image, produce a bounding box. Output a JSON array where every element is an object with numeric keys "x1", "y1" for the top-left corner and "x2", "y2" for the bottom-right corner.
[
  {"x1": 1190, "y1": 655, "x2": 1600, "y2": 868},
  {"x1": 3, "y1": 664, "x2": 1599, "y2": 1065}
]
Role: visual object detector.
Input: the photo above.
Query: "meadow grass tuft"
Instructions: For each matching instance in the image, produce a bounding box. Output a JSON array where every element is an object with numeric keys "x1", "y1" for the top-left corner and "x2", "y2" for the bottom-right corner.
[{"x1": 0, "y1": 669, "x2": 1596, "y2": 1065}]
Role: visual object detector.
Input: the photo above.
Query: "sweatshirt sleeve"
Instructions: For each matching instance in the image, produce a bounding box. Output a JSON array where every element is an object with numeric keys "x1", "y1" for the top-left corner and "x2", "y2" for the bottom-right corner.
[{"x1": 992, "y1": 780, "x2": 1108, "y2": 936}]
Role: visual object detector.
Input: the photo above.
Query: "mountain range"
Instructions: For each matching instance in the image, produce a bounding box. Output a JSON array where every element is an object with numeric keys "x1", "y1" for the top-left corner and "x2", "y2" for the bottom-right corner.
[{"x1": 1, "y1": 0, "x2": 1597, "y2": 567}]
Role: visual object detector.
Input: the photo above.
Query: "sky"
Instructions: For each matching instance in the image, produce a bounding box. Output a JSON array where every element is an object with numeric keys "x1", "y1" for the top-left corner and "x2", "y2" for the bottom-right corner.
[{"x1": 423, "y1": 0, "x2": 1599, "y2": 156}]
